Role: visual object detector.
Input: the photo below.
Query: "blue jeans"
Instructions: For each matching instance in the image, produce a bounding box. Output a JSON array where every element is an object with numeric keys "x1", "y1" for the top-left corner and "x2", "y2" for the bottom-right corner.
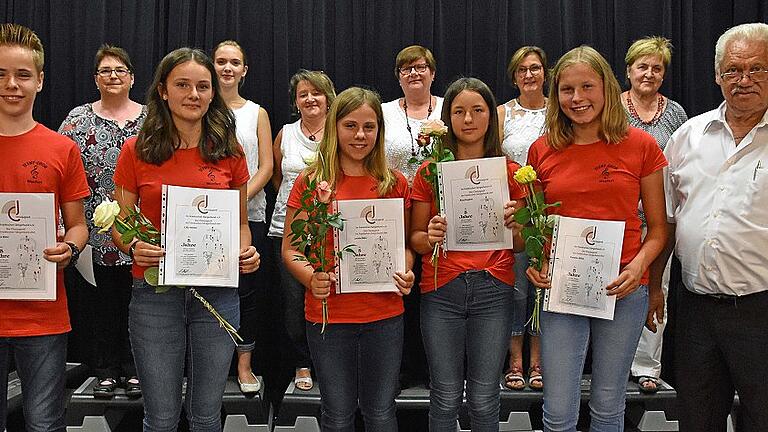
[
  {"x1": 273, "y1": 237, "x2": 311, "y2": 369},
  {"x1": 540, "y1": 285, "x2": 648, "y2": 432},
  {"x1": 511, "y1": 251, "x2": 540, "y2": 336},
  {"x1": 129, "y1": 279, "x2": 239, "y2": 432},
  {"x1": 306, "y1": 315, "x2": 403, "y2": 432},
  {"x1": 0, "y1": 333, "x2": 67, "y2": 432},
  {"x1": 421, "y1": 270, "x2": 514, "y2": 432}
]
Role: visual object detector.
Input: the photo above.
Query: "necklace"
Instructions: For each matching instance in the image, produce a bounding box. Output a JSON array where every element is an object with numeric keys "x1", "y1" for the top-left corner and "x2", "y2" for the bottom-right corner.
[
  {"x1": 626, "y1": 93, "x2": 664, "y2": 125},
  {"x1": 301, "y1": 120, "x2": 324, "y2": 141},
  {"x1": 402, "y1": 96, "x2": 433, "y2": 156}
]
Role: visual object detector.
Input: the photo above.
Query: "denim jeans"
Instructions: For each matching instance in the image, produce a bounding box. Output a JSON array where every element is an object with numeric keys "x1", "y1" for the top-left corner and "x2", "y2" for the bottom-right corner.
[
  {"x1": 540, "y1": 285, "x2": 648, "y2": 432},
  {"x1": 0, "y1": 333, "x2": 67, "y2": 432},
  {"x1": 236, "y1": 221, "x2": 271, "y2": 353},
  {"x1": 306, "y1": 315, "x2": 403, "y2": 432},
  {"x1": 511, "y1": 251, "x2": 540, "y2": 336},
  {"x1": 129, "y1": 279, "x2": 239, "y2": 432},
  {"x1": 92, "y1": 263, "x2": 135, "y2": 379},
  {"x1": 273, "y1": 237, "x2": 311, "y2": 369},
  {"x1": 421, "y1": 270, "x2": 514, "y2": 432}
]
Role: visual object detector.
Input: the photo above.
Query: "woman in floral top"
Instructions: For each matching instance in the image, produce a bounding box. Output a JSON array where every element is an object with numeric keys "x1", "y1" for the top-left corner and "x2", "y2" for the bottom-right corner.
[{"x1": 58, "y1": 44, "x2": 146, "y2": 399}]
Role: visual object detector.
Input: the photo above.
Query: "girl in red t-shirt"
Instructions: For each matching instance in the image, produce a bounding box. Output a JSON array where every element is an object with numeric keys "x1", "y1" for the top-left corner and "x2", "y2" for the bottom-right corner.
[
  {"x1": 410, "y1": 77, "x2": 525, "y2": 431},
  {"x1": 526, "y1": 46, "x2": 668, "y2": 430},
  {"x1": 112, "y1": 48, "x2": 260, "y2": 431},
  {"x1": 282, "y1": 87, "x2": 414, "y2": 431}
]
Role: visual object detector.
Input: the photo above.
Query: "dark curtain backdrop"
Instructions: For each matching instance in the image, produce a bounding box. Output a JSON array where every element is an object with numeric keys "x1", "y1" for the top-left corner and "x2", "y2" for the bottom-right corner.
[{"x1": 3, "y1": 0, "x2": 768, "y2": 134}]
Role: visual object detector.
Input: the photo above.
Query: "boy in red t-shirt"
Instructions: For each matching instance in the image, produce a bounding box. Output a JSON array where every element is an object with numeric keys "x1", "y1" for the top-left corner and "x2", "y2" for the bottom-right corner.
[{"x1": 0, "y1": 23, "x2": 89, "y2": 432}]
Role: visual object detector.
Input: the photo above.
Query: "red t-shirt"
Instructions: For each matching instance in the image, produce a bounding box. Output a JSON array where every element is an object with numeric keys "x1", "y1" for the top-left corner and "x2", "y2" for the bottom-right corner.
[
  {"x1": 526, "y1": 127, "x2": 667, "y2": 284},
  {"x1": 0, "y1": 123, "x2": 89, "y2": 337},
  {"x1": 113, "y1": 137, "x2": 250, "y2": 278},
  {"x1": 411, "y1": 157, "x2": 527, "y2": 294},
  {"x1": 287, "y1": 171, "x2": 411, "y2": 324}
]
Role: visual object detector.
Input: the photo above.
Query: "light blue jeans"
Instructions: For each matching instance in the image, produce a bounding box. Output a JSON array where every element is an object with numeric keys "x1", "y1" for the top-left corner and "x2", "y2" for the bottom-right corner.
[
  {"x1": 421, "y1": 270, "x2": 514, "y2": 432},
  {"x1": 540, "y1": 285, "x2": 648, "y2": 432},
  {"x1": 0, "y1": 333, "x2": 67, "y2": 432},
  {"x1": 129, "y1": 279, "x2": 239, "y2": 432}
]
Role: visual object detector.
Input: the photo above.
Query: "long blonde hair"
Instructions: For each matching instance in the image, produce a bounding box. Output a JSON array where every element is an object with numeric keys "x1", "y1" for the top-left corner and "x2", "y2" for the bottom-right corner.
[
  {"x1": 306, "y1": 87, "x2": 395, "y2": 196},
  {"x1": 546, "y1": 46, "x2": 628, "y2": 150}
]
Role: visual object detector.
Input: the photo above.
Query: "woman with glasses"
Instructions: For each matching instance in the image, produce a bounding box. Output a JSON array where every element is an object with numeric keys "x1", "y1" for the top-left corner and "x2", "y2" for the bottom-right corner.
[
  {"x1": 495, "y1": 45, "x2": 548, "y2": 393},
  {"x1": 212, "y1": 39, "x2": 273, "y2": 396},
  {"x1": 621, "y1": 36, "x2": 687, "y2": 395},
  {"x1": 58, "y1": 44, "x2": 146, "y2": 400},
  {"x1": 269, "y1": 69, "x2": 336, "y2": 392},
  {"x1": 382, "y1": 45, "x2": 444, "y2": 183}
]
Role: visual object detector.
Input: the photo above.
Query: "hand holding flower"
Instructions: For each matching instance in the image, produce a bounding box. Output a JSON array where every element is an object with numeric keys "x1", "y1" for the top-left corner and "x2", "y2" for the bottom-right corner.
[
  {"x1": 427, "y1": 214, "x2": 447, "y2": 248},
  {"x1": 131, "y1": 240, "x2": 164, "y2": 267},
  {"x1": 393, "y1": 270, "x2": 415, "y2": 296},
  {"x1": 238, "y1": 245, "x2": 260, "y2": 274},
  {"x1": 310, "y1": 271, "x2": 336, "y2": 300},
  {"x1": 526, "y1": 260, "x2": 551, "y2": 289}
]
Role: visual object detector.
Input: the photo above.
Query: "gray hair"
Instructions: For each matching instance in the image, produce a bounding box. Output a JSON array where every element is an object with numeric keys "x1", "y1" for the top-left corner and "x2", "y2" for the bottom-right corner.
[{"x1": 714, "y1": 22, "x2": 768, "y2": 72}]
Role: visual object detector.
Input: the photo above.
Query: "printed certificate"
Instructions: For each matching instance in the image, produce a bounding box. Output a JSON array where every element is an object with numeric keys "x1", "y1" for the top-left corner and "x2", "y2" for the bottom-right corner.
[
  {"x1": 334, "y1": 198, "x2": 405, "y2": 293},
  {"x1": 159, "y1": 185, "x2": 240, "y2": 287},
  {"x1": 542, "y1": 216, "x2": 625, "y2": 320},
  {"x1": 0, "y1": 193, "x2": 56, "y2": 300},
  {"x1": 438, "y1": 156, "x2": 513, "y2": 251}
]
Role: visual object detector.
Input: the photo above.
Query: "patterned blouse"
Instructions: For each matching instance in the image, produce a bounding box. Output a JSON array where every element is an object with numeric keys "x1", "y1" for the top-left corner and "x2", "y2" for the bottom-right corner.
[{"x1": 58, "y1": 103, "x2": 147, "y2": 266}]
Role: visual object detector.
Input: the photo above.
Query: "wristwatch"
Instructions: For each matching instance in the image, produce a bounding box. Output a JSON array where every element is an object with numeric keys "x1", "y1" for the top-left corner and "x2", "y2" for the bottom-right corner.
[{"x1": 65, "y1": 241, "x2": 81, "y2": 267}]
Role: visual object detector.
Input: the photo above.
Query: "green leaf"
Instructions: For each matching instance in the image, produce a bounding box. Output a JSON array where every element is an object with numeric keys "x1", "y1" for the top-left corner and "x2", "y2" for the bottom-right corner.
[
  {"x1": 120, "y1": 229, "x2": 137, "y2": 245},
  {"x1": 327, "y1": 216, "x2": 344, "y2": 230},
  {"x1": 144, "y1": 267, "x2": 159, "y2": 287},
  {"x1": 514, "y1": 207, "x2": 531, "y2": 224},
  {"x1": 154, "y1": 285, "x2": 170, "y2": 294},
  {"x1": 290, "y1": 218, "x2": 307, "y2": 234}
]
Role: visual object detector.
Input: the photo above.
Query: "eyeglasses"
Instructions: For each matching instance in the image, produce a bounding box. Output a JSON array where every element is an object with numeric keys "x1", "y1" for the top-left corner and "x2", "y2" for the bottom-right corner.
[
  {"x1": 719, "y1": 68, "x2": 768, "y2": 84},
  {"x1": 96, "y1": 67, "x2": 130, "y2": 77},
  {"x1": 517, "y1": 65, "x2": 543, "y2": 76},
  {"x1": 398, "y1": 63, "x2": 429, "y2": 76}
]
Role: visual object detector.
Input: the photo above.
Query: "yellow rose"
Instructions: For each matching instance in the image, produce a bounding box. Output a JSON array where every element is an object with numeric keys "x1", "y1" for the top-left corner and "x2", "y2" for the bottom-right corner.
[
  {"x1": 302, "y1": 152, "x2": 317, "y2": 166},
  {"x1": 513, "y1": 165, "x2": 537, "y2": 184},
  {"x1": 93, "y1": 199, "x2": 121, "y2": 233}
]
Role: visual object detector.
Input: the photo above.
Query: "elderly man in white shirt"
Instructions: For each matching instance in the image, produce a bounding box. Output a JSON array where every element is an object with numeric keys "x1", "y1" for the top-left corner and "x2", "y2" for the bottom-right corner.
[{"x1": 660, "y1": 22, "x2": 768, "y2": 432}]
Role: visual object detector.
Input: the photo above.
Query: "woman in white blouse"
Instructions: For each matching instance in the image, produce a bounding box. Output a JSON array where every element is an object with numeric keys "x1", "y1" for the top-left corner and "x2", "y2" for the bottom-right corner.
[{"x1": 496, "y1": 45, "x2": 549, "y2": 392}]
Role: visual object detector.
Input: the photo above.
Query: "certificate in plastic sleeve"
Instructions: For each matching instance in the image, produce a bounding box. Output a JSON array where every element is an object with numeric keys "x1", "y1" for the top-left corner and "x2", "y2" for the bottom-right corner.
[
  {"x1": 0, "y1": 193, "x2": 56, "y2": 300},
  {"x1": 159, "y1": 185, "x2": 240, "y2": 287},
  {"x1": 542, "y1": 216, "x2": 625, "y2": 320},
  {"x1": 437, "y1": 156, "x2": 513, "y2": 251},
  {"x1": 334, "y1": 198, "x2": 405, "y2": 294}
]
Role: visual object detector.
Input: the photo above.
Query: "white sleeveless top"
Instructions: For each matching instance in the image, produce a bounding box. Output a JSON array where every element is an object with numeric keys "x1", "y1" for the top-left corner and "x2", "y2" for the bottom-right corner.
[
  {"x1": 233, "y1": 100, "x2": 266, "y2": 222},
  {"x1": 382, "y1": 97, "x2": 444, "y2": 183},
  {"x1": 268, "y1": 119, "x2": 319, "y2": 238},
  {"x1": 500, "y1": 99, "x2": 546, "y2": 165}
]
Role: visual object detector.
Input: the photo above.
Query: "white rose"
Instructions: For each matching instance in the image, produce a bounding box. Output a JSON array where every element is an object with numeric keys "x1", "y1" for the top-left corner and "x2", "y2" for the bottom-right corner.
[{"x1": 93, "y1": 199, "x2": 121, "y2": 233}]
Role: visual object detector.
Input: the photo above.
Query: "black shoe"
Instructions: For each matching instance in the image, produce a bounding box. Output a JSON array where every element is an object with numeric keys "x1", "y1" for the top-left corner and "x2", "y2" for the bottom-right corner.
[
  {"x1": 93, "y1": 377, "x2": 118, "y2": 399},
  {"x1": 124, "y1": 376, "x2": 142, "y2": 398}
]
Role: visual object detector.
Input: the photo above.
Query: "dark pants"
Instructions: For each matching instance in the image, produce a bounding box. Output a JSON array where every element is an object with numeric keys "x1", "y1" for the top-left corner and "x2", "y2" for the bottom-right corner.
[
  {"x1": 273, "y1": 237, "x2": 311, "y2": 369},
  {"x1": 675, "y1": 287, "x2": 768, "y2": 432},
  {"x1": 92, "y1": 263, "x2": 135, "y2": 379},
  {"x1": 306, "y1": 315, "x2": 403, "y2": 432},
  {"x1": 237, "y1": 221, "x2": 272, "y2": 354}
]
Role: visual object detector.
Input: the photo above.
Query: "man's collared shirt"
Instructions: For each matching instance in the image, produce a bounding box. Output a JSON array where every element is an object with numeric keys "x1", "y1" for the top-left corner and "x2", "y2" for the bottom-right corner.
[{"x1": 665, "y1": 101, "x2": 768, "y2": 296}]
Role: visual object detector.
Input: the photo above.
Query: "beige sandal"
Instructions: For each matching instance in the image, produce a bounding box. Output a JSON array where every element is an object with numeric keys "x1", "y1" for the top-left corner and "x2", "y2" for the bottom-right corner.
[
  {"x1": 504, "y1": 367, "x2": 526, "y2": 391},
  {"x1": 528, "y1": 365, "x2": 543, "y2": 390},
  {"x1": 294, "y1": 368, "x2": 313, "y2": 391}
]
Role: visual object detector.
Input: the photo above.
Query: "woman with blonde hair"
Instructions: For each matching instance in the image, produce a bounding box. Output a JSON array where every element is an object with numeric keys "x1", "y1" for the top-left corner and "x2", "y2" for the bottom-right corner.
[
  {"x1": 526, "y1": 46, "x2": 668, "y2": 430},
  {"x1": 282, "y1": 87, "x2": 414, "y2": 431}
]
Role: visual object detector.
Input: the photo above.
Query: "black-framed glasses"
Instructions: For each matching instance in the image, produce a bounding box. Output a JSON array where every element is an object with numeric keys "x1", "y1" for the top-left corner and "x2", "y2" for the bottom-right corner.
[
  {"x1": 96, "y1": 67, "x2": 130, "y2": 77},
  {"x1": 398, "y1": 63, "x2": 429, "y2": 76},
  {"x1": 719, "y1": 68, "x2": 768, "y2": 84},
  {"x1": 517, "y1": 65, "x2": 543, "y2": 76}
]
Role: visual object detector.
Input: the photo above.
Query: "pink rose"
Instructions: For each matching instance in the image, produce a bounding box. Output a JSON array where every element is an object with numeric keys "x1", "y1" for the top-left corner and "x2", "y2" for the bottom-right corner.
[
  {"x1": 316, "y1": 180, "x2": 333, "y2": 204},
  {"x1": 416, "y1": 133, "x2": 431, "y2": 147},
  {"x1": 420, "y1": 119, "x2": 448, "y2": 136}
]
